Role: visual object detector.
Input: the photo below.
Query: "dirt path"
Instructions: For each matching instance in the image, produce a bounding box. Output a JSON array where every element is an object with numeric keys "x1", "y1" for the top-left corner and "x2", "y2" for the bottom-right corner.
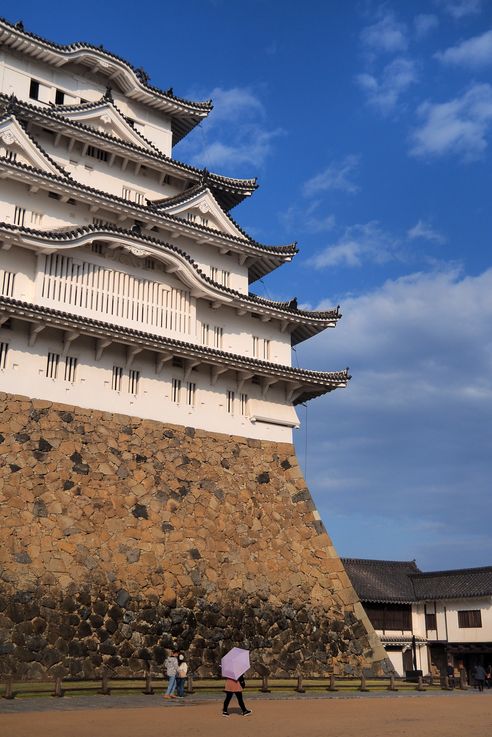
[{"x1": 2, "y1": 694, "x2": 492, "y2": 737}]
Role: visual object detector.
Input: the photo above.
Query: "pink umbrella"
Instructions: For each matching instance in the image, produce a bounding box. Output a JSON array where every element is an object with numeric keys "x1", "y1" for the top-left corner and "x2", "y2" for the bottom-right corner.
[{"x1": 221, "y1": 647, "x2": 250, "y2": 680}]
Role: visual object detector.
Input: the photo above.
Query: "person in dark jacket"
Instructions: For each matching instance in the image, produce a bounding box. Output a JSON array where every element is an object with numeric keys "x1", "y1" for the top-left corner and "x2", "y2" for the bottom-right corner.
[{"x1": 473, "y1": 664, "x2": 486, "y2": 692}]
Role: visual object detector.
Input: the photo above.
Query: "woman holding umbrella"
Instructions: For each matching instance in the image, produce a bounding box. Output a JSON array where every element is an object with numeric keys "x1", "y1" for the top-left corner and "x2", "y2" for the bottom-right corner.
[{"x1": 221, "y1": 647, "x2": 252, "y2": 717}]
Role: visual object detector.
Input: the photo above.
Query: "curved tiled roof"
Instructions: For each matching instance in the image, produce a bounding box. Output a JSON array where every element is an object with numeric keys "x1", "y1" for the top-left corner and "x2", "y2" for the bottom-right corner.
[
  {"x1": 0, "y1": 18, "x2": 212, "y2": 143},
  {"x1": 0, "y1": 154, "x2": 296, "y2": 280},
  {"x1": 0, "y1": 111, "x2": 70, "y2": 178},
  {"x1": 0, "y1": 93, "x2": 257, "y2": 210},
  {"x1": 1, "y1": 222, "x2": 339, "y2": 343},
  {"x1": 0, "y1": 295, "x2": 350, "y2": 404},
  {"x1": 342, "y1": 558, "x2": 492, "y2": 603}
]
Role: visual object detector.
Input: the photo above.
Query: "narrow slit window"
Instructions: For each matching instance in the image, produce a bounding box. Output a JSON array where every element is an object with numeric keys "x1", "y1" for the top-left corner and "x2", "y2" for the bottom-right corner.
[
  {"x1": 171, "y1": 378, "x2": 181, "y2": 403},
  {"x1": 0, "y1": 271, "x2": 15, "y2": 297},
  {"x1": 0, "y1": 342, "x2": 8, "y2": 369},
  {"x1": 252, "y1": 336, "x2": 259, "y2": 358},
  {"x1": 64, "y1": 356, "x2": 77, "y2": 383},
  {"x1": 128, "y1": 369, "x2": 140, "y2": 395},
  {"x1": 31, "y1": 211, "x2": 43, "y2": 226},
  {"x1": 91, "y1": 243, "x2": 104, "y2": 255},
  {"x1": 222, "y1": 271, "x2": 230, "y2": 287},
  {"x1": 14, "y1": 206, "x2": 26, "y2": 226},
  {"x1": 29, "y1": 79, "x2": 40, "y2": 100},
  {"x1": 112, "y1": 366, "x2": 123, "y2": 391},
  {"x1": 263, "y1": 339, "x2": 270, "y2": 360},
  {"x1": 46, "y1": 352, "x2": 60, "y2": 379},
  {"x1": 201, "y1": 323, "x2": 209, "y2": 345},
  {"x1": 240, "y1": 393, "x2": 248, "y2": 416},
  {"x1": 213, "y1": 326, "x2": 223, "y2": 349},
  {"x1": 227, "y1": 390, "x2": 235, "y2": 415},
  {"x1": 87, "y1": 145, "x2": 108, "y2": 162},
  {"x1": 186, "y1": 381, "x2": 196, "y2": 407},
  {"x1": 55, "y1": 89, "x2": 65, "y2": 105}
]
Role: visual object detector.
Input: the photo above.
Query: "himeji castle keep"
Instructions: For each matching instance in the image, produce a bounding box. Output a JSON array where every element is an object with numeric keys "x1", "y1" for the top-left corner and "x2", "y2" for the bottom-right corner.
[{"x1": 0, "y1": 18, "x2": 390, "y2": 679}]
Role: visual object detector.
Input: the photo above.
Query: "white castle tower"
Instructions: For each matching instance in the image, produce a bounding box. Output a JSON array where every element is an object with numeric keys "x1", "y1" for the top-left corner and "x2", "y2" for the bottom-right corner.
[{"x1": 0, "y1": 18, "x2": 348, "y2": 441}]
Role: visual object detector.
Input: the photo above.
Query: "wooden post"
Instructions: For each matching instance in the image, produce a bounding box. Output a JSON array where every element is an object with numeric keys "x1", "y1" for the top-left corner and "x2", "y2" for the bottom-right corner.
[
  {"x1": 327, "y1": 673, "x2": 338, "y2": 692},
  {"x1": 295, "y1": 674, "x2": 305, "y2": 693},
  {"x1": 187, "y1": 673, "x2": 194, "y2": 695},
  {"x1": 143, "y1": 671, "x2": 154, "y2": 695},
  {"x1": 260, "y1": 675, "x2": 271, "y2": 693},
  {"x1": 428, "y1": 674, "x2": 434, "y2": 686},
  {"x1": 359, "y1": 673, "x2": 369, "y2": 692},
  {"x1": 459, "y1": 668, "x2": 468, "y2": 690},
  {"x1": 3, "y1": 677, "x2": 14, "y2": 700},
  {"x1": 52, "y1": 677, "x2": 64, "y2": 697},
  {"x1": 99, "y1": 670, "x2": 111, "y2": 695},
  {"x1": 441, "y1": 675, "x2": 450, "y2": 690},
  {"x1": 387, "y1": 675, "x2": 398, "y2": 691},
  {"x1": 416, "y1": 676, "x2": 426, "y2": 691}
]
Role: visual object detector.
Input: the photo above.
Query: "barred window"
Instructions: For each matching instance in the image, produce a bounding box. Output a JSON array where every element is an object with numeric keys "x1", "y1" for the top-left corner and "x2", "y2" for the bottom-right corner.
[
  {"x1": 91, "y1": 243, "x2": 104, "y2": 255},
  {"x1": 46, "y1": 352, "x2": 60, "y2": 379},
  {"x1": 87, "y1": 145, "x2": 108, "y2": 162},
  {"x1": 64, "y1": 356, "x2": 77, "y2": 383},
  {"x1": 425, "y1": 612, "x2": 437, "y2": 630},
  {"x1": 201, "y1": 323, "x2": 209, "y2": 345},
  {"x1": 112, "y1": 366, "x2": 123, "y2": 392},
  {"x1": 227, "y1": 390, "x2": 235, "y2": 415},
  {"x1": 31, "y1": 211, "x2": 43, "y2": 226},
  {"x1": 186, "y1": 381, "x2": 196, "y2": 407},
  {"x1": 128, "y1": 369, "x2": 140, "y2": 395},
  {"x1": 221, "y1": 270, "x2": 230, "y2": 288},
  {"x1": 0, "y1": 342, "x2": 8, "y2": 369},
  {"x1": 144, "y1": 257, "x2": 155, "y2": 270},
  {"x1": 240, "y1": 393, "x2": 248, "y2": 416},
  {"x1": 171, "y1": 378, "x2": 181, "y2": 403},
  {"x1": 458, "y1": 610, "x2": 482, "y2": 628},
  {"x1": 14, "y1": 206, "x2": 26, "y2": 226},
  {"x1": 211, "y1": 266, "x2": 218, "y2": 281},
  {"x1": 0, "y1": 271, "x2": 15, "y2": 297},
  {"x1": 213, "y1": 326, "x2": 223, "y2": 349}
]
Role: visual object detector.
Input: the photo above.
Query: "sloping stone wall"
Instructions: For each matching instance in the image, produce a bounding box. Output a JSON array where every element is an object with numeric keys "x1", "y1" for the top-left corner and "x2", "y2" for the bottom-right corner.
[{"x1": 0, "y1": 393, "x2": 389, "y2": 679}]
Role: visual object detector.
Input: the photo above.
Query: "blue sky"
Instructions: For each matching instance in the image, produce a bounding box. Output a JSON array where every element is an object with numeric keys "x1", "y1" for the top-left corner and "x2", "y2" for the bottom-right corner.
[{"x1": 9, "y1": 0, "x2": 492, "y2": 570}]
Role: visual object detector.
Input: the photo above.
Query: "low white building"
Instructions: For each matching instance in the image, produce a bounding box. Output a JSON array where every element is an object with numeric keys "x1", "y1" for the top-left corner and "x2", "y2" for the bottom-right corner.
[{"x1": 343, "y1": 559, "x2": 492, "y2": 679}]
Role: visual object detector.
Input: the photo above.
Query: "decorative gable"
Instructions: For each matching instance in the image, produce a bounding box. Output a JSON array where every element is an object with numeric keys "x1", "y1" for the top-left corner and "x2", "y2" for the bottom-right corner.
[
  {"x1": 59, "y1": 102, "x2": 155, "y2": 151},
  {"x1": 0, "y1": 116, "x2": 66, "y2": 176},
  {"x1": 158, "y1": 187, "x2": 246, "y2": 239}
]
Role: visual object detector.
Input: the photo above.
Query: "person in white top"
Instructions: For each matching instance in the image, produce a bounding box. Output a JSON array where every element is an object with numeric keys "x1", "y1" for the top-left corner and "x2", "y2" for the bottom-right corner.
[{"x1": 176, "y1": 653, "x2": 188, "y2": 698}]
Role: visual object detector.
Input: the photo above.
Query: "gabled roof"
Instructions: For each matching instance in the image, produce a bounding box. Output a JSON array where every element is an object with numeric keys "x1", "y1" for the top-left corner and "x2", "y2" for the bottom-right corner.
[
  {"x1": 152, "y1": 185, "x2": 248, "y2": 241},
  {"x1": 342, "y1": 559, "x2": 421, "y2": 604},
  {"x1": 0, "y1": 17, "x2": 212, "y2": 144},
  {"x1": 0, "y1": 94, "x2": 257, "y2": 210},
  {"x1": 0, "y1": 221, "x2": 340, "y2": 344},
  {"x1": 0, "y1": 155, "x2": 297, "y2": 281},
  {"x1": 342, "y1": 558, "x2": 492, "y2": 604},
  {"x1": 54, "y1": 93, "x2": 157, "y2": 152},
  {"x1": 0, "y1": 114, "x2": 68, "y2": 177}
]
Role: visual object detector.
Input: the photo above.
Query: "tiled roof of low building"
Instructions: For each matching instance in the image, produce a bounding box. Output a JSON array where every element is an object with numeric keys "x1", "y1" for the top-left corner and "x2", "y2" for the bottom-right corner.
[{"x1": 342, "y1": 558, "x2": 492, "y2": 603}]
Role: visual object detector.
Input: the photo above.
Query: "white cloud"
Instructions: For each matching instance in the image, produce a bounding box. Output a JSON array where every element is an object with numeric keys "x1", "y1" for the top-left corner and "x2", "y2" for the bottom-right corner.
[
  {"x1": 436, "y1": 29, "x2": 492, "y2": 67},
  {"x1": 310, "y1": 222, "x2": 400, "y2": 269},
  {"x1": 410, "y1": 83, "x2": 492, "y2": 161},
  {"x1": 302, "y1": 155, "x2": 360, "y2": 197},
  {"x1": 360, "y1": 11, "x2": 408, "y2": 53},
  {"x1": 407, "y1": 220, "x2": 446, "y2": 244},
  {"x1": 356, "y1": 57, "x2": 417, "y2": 115},
  {"x1": 434, "y1": 0, "x2": 482, "y2": 18},
  {"x1": 279, "y1": 202, "x2": 336, "y2": 236},
  {"x1": 296, "y1": 267, "x2": 492, "y2": 568},
  {"x1": 414, "y1": 14, "x2": 439, "y2": 39},
  {"x1": 176, "y1": 86, "x2": 282, "y2": 173}
]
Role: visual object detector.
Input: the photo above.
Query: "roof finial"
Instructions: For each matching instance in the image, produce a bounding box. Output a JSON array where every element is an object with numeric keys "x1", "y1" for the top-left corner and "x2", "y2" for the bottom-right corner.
[
  {"x1": 103, "y1": 85, "x2": 114, "y2": 103},
  {"x1": 6, "y1": 93, "x2": 17, "y2": 113},
  {"x1": 135, "y1": 68, "x2": 150, "y2": 85},
  {"x1": 201, "y1": 167, "x2": 209, "y2": 183},
  {"x1": 15, "y1": 20, "x2": 24, "y2": 31},
  {"x1": 288, "y1": 297, "x2": 298, "y2": 310},
  {"x1": 165, "y1": 87, "x2": 174, "y2": 97}
]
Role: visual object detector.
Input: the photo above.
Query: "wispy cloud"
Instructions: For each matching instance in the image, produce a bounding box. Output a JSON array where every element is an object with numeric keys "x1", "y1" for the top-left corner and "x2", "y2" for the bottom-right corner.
[
  {"x1": 309, "y1": 221, "x2": 400, "y2": 269},
  {"x1": 410, "y1": 83, "x2": 492, "y2": 161},
  {"x1": 356, "y1": 57, "x2": 418, "y2": 115},
  {"x1": 407, "y1": 219, "x2": 446, "y2": 244},
  {"x1": 176, "y1": 86, "x2": 282, "y2": 173},
  {"x1": 434, "y1": 0, "x2": 482, "y2": 19},
  {"x1": 302, "y1": 155, "x2": 360, "y2": 197},
  {"x1": 360, "y1": 11, "x2": 408, "y2": 54},
  {"x1": 436, "y1": 29, "x2": 492, "y2": 67},
  {"x1": 280, "y1": 201, "x2": 336, "y2": 236},
  {"x1": 414, "y1": 14, "x2": 439, "y2": 39}
]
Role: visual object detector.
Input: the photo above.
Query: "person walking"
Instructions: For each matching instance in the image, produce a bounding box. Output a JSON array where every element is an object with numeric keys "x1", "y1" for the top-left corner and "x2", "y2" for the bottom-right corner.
[
  {"x1": 176, "y1": 653, "x2": 188, "y2": 698},
  {"x1": 222, "y1": 674, "x2": 252, "y2": 717},
  {"x1": 163, "y1": 649, "x2": 179, "y2": 699},
  {"x1": 473, "y1": 663, "x2": 486, "y2": 692}
]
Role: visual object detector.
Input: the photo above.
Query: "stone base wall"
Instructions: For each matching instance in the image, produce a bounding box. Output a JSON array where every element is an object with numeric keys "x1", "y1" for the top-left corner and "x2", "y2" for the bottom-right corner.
[{"x1": 0, "y1": 393, "x2": 389, "y2": 679}]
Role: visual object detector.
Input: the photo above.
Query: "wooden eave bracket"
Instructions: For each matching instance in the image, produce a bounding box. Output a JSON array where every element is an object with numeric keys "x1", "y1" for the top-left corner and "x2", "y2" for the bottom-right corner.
[
  {"x1": 237, "y1": 371, "x2": 254, "y2": 393},
  {"x1": 28, "y1": 322, "x2": 46, "y2": 346},
  {"x1": 63, "y1": 330, "x2": 80, "y2": 353},
  {"x1": 126, "y1": 345, "x2": 143, "y2": 368},
  {"x1": 0, "y1": 315, "x2": 10, "y2": 326},
  {"x1": 261, "y1": 376, "x2": 279, "y2": 398},
  {"x1": 285, "y1": 382, "x2": 303, "y2": 403},
  {"x1": 210, "y1": 364, "x2": 229, "y2": 386},
  {"x1": 184, "y1": 359, "x2": 201, "y2": 381},
  {"x1": 95, "y1": 337, "x2": 112, "y2": 361},
  {"x1": 155, "y1": 352, "x2": 172, "y2": 374}
]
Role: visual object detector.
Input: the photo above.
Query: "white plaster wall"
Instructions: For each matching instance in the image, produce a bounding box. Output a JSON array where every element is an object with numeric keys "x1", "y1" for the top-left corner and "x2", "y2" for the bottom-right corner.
[
  {"x1": 0, "y1": 49, "x2": 173, "y2": 155},
  {"x1": 386, "y1": 650, "x2": 404, "y2": 676},
  {"x1": 435, "y1": 598, "x2": 492, "y2": 643},
  {"x1": 0, "y1": 322, "x2": 298, "y2": 442}
]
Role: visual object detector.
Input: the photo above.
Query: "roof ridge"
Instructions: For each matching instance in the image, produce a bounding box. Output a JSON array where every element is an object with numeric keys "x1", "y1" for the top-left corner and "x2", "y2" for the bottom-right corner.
[
  {"x1": 411, "y1": 566, "x2": 492, "y2": 578},
  {"x1": 0, "y1": 155, "x2": 295, "y2": 257},
  {"x1": 0, "y1": 17, "x2": 212, "y2": 113},
  {"x1": 0, "y1": 108, "x2": 71, "y2": 178}
]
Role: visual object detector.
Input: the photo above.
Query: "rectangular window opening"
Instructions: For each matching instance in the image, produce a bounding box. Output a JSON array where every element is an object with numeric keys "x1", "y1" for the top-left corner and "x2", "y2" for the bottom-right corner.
[
  {"x1": 64, "y1": 356, "x2": 77, "y2": 383},
  {"x1": 29, "y1": 79, "x2": 40, "y2": 100},
  {"x1": 128, "y1": 369, "x2": 140, "y2": 395},
  {"x1": 46, "y1": 352, "x2": 60, "y2": 379},
  {"x1": 227, "y1": 390, "x2": 235, "y2": 415},
  {"x1": 458, "y1": 610, "x2": 482, "y2": 628},
  {"x1": 213, "y1": 326, "x2": 223, "y2": 349},
  {"x1": 186, "y1": 381, "x2": 196, "y2": 407},
  {"x1": 240, "y1": 393, "x2": 248, "y2": 416},
  {"x1": 55, "y1": 89, "x2": 65, "y2": 105},
  {"x1": 171, "y1": 378, "x2": 181, "y2": 403},
  {"x1": 0, "y1": 271, "x2": 15, "y2": 297},
  {"x1": 87, "y1": 145, "x2": 108, "y2": 162},
  {"x1": 0, "y1": 341, "x2": 8, "y2": 369},
  {"x1": 14, "y1": 206, "x2": 26, "y2": 227},
  {"x1": 111, "y1": 365, "x2": 123, "y2": 392}
]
